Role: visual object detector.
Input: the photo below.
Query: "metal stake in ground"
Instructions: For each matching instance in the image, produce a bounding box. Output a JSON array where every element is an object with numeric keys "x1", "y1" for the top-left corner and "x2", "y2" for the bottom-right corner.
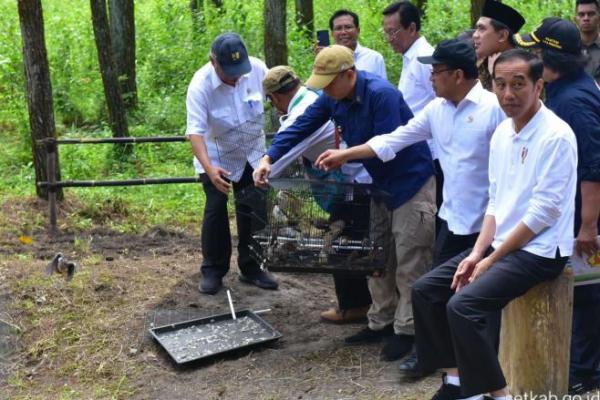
[{"x1": 226, "y1": 290, "x2": 236, "y2": 320}]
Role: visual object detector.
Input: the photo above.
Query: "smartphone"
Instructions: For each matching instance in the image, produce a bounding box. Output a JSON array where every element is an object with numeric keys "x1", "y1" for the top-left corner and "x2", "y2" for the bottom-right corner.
[{"x1": 316, "y1": 30, "x2": 330, "y2": 47}]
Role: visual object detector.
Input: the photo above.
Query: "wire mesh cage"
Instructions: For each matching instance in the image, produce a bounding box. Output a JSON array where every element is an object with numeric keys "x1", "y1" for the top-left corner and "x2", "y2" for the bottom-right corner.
[
  {"x1": 213, "y1": 113, "x2": 268, "y2": 177},
  {"x1": 237, "y1": 178, "x2": 389, "y2": 275}
]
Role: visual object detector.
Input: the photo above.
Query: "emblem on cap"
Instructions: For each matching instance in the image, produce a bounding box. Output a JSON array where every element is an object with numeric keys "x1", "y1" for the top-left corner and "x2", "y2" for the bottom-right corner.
[{"x1": 232, "y1": 51, "x2": 240, "y2": 61}]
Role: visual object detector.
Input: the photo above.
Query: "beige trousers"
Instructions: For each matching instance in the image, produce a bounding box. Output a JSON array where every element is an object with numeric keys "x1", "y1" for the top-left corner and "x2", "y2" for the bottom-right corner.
[{"x1": 367, "y1": 177, "x2": 436, "y2": 335}]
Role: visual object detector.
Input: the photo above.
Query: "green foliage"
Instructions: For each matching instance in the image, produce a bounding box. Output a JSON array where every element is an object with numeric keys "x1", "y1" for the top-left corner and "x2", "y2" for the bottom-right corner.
[{"x1": 0, "y1": 0, "x2": 578, "y2": 232}]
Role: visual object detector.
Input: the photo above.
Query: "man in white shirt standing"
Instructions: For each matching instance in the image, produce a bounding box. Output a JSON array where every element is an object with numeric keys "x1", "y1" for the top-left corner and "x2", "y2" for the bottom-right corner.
[
  {"x1": 262, "y1": 66, "x2": 335, "y2": 177},
  {"x1": 382, "y1": 1, "x2": 435, "y2": 117},
  {"x1": 382, "y1": 1, "x2": 441, "y2": 226},
  {"x1": 411, "y1": 50, "x2": 577, "y2": 399},
  {"x1": 186, "y1": 32, "x2": 278, "y2": 295},
  {"x1": 327, "y1": 9, "x2": 387, "y2": 80},
  {"x1": 315, "y1": 38, "x2": 506, "y2": 376}
]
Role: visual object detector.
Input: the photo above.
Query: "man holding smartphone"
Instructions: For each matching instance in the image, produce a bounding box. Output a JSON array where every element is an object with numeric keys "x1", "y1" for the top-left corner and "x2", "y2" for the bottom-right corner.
[{"x1": 318, "y1": 9, "x2": 387, "y2": 81}]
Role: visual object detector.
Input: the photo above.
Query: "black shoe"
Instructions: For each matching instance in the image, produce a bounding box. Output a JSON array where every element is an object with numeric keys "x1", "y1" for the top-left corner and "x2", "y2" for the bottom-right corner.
[
  {"x1": 199, "y1": 275, "x2": 222, "y2": 295},
  {"x1": 381, "y1": 333, "x2": 414, "y2": 361},
  {"x1": 239, "y1": 270, "x2": 278, "y2": 290},
  {"x1": 344, "y1": 324, "x2": 394, "y2": 345},
  {"x1": 569, "y1": 377, "x2": 600, "y2": 394},
  {"x1": 399, "y1": 350, "x2": 434, "y2": 379},
  {"x1": 431, "y1": 375, "x2": 462, "y2": 400}
]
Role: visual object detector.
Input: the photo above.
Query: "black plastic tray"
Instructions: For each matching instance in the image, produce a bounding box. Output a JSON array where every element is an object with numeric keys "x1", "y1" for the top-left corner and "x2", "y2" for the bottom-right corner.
[{"x1": 149, "y1": 309, "x2": 281, "y2": 364}]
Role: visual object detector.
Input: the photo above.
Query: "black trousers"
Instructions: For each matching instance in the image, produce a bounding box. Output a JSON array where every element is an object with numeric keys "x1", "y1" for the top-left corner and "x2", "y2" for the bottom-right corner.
[
  {"x1": 330, "y1": 193, "x2": 372, "y2": 310},
  {"x1": 412, "y1": 248, "x2": 566, "y2": 396},
  {"x1": 200, "y1": 163, "x2": 262, "y2": 278},
  {"x1": 570, "y1": 283, "x2": 600, "y2": 384},
  {"x1": 433, "y1": 219, "x2": 479, "y2": 267},
  {"x1": 434, "y1": 159, "x2": 444, "y2": 237}
]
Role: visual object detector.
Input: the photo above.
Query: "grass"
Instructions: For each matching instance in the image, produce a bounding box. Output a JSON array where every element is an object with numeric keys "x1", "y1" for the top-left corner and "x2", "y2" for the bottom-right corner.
[{"x1": 1, "y1": 252, "x2": 182, "y2": 399}]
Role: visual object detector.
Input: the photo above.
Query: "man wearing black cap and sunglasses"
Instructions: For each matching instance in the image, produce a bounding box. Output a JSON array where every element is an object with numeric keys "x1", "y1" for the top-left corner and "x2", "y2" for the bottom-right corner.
[
  {"x1": 516, "y1": 17, "x2": 600, "y2": 394},
  {"x1": 186, "y1": 32, "x2": 278, "y2": 295},
  {"x1": 473, "y1": 0, "x2": 525, "y2": 91}
]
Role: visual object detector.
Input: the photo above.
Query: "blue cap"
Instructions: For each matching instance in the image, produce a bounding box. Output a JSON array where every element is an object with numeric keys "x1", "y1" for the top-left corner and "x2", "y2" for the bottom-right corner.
[{"x1": 211, "y1": 32, "x2": 251, "y2": 78}]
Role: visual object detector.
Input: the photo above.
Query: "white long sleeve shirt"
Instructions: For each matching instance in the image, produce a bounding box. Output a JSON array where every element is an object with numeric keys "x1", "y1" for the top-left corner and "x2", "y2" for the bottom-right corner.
[
  {"x1": 185, "y1": 57, "x2": 268, "y2": 181},
  {"x1": 397, "y1": 36, "x2": 437, "y2": 159},
  {"x1": 487, "y1": 103, "x2": 577, "y2": 258},
  {"x1": 367, "y1": 81, "x2": 505, "y2": 235},
  {"x1": 354, "y1": 42, "x2": 387, "y2": 80}
]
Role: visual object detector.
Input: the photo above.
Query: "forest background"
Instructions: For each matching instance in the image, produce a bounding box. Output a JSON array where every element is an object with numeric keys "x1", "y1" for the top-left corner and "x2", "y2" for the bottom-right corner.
[{"x1": 0, "y1": 0, "x2": 575, "y2": 234}]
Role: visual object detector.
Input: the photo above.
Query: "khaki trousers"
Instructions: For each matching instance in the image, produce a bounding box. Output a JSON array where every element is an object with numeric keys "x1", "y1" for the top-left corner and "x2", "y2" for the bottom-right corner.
[{"x1": 367, "y1": 177, "x2": 436, "y2": 335}]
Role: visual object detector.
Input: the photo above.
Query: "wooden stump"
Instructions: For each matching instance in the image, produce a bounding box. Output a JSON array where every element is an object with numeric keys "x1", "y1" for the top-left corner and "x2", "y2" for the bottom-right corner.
[{"x1": 499, "y1": 269, "x2": 574, "y2": 396}]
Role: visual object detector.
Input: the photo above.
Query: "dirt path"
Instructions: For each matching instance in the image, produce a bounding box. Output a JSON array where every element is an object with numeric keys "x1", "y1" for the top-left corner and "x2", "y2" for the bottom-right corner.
[{"x1": 1, "y1": 227, "x2": 439, "y2": 399}]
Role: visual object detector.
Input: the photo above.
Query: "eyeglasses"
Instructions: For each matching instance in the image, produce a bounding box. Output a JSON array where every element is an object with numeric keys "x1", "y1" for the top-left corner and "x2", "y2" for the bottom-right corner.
[
  {"x1": 431, "y1": 68, "x2": 455, "y2": 76},
  {"x1": 382, "y1": 28, "x2": 402, "y2": 39},
  {"x1": 333, "y1": 24, "x2": 356, "y2": 32}
]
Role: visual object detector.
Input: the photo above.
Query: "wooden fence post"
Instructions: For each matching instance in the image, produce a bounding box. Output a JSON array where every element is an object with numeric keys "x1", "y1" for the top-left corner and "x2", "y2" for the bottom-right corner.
[
  {"x1": 45, "y1": 140, "x2": 58, "y2": 233},
  {"x1": 499, "y1": 269, "x2": 574, "y2": 396}
]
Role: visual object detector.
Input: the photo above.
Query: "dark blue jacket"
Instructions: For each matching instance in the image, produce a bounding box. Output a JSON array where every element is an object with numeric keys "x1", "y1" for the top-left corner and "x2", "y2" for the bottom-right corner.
[
  {"x1": 545, "y1": 70, "x2": 600, "y2": 232},
  {"x1": 267, "y1": 71, "x2": 433, "y2": 210}
]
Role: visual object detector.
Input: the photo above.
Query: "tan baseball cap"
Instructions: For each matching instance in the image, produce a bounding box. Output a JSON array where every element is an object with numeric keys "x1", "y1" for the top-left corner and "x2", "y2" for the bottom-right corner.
[
  {"x1": 306, "y1": 45, "x2": 355, "y2": 90},
  {"x1": 263, "y1": 66, "x2": 299, "y2": 95}
]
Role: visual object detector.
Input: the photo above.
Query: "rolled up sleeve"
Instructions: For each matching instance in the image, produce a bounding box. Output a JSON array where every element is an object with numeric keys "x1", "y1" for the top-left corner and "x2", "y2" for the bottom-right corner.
[
  {"x1": 185, "y1": 83, "x2": 208, "y2": 137},
  {"x1": 522, "y1": 137, "x2": 577, "y2": 233}
]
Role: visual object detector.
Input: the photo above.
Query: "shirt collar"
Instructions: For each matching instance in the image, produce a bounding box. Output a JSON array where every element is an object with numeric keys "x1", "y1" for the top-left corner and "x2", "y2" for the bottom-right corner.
[
  {"x1": 441, "y1": 81, "x2": 485, "y2": 108},
  {"x1": 287, "y1": 87, "x2": 308, "y2": 113},
  {"x1": 463, "y1": 81, "x2": 486, "y2": 104},
  {"x1": 510, "y1": 101, "x2": 547, "y2": 141},
  {"x1": 209, "y1": 65, "x2": 249, "y2": 90},
  {"x1": 353, "y1": 42, "x2": 363, "y2": 60},
  {"x1": 403, "y1": 36, "x2": 424, "y2": 61}
]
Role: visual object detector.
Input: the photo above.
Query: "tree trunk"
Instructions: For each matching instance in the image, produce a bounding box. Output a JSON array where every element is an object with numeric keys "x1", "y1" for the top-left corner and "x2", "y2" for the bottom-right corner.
[
  {"x1": 17, "y1": 0, "x2": 63, "y2": 200},
  {"x1": 189, "y1": 0, "x2": 205, "y2": 35},
  {"x1": 108, "y1": 0, "x2": 137, "y2": 110},
  {"x1": 90, "y1": 0, "x2": 129, "y2": 140},
  {"x1": 499, "y1": 269, "x2": 573, "y2": 395},
  {"x1": 470, "y1": 0, "x2": 486, "y2": 28},
  {"x1": 294, "y1": 0, "x2": 313, "y2": 39},
  {"x1": 264, "y1": 0, "x2": 288, "y2": 68},
  {"x1": 416, "y1": 0, "x2": 427, "y2": 15}
]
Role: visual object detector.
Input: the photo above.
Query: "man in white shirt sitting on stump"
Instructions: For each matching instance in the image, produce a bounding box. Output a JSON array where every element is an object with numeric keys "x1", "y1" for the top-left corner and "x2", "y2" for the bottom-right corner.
[{"x1": 411, "y1": 50, "x2": 577, "y2": 400}]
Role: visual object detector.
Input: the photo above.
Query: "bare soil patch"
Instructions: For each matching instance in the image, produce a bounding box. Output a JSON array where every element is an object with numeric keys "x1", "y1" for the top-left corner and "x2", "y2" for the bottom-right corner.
[{"x1": 0, "y1": 222, "x2": 438, "y2": 399}]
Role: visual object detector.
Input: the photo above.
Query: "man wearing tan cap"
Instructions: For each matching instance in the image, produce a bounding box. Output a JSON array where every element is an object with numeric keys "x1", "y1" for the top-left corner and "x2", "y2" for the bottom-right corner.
[
  {"x1": 260, "y1": 66, "x2": 374, "y2": 324},
  {"x1": 255, "y1": 45, "x2": 436, "y2": 362}
]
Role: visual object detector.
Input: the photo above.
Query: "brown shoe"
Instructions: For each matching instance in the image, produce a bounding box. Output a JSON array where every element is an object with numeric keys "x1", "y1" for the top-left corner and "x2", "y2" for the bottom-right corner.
[{"x1": 320, "y1": 306, "x2": 369, "y2": 324}]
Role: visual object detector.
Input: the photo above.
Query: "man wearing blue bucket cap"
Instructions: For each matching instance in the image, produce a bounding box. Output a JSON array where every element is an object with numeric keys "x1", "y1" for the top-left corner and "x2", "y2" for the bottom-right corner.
[{"x1": 186, "y1": 32, "x2": 278, "y2": 295}]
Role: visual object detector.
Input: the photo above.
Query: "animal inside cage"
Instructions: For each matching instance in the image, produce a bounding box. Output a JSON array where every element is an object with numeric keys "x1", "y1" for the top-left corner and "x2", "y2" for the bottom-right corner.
[{"x1": 238, "y1": 178, "x2": 388, "y2": 275}]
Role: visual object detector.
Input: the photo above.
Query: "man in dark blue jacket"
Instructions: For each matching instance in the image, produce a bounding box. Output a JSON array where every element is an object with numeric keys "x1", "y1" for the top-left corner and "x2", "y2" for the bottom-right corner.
[
  {"x1": 517, "y1": 18, "x2": 600, "y2": 394},
  {"x1": 254, "y1": 45, "x2": 436, "y2": 362}
]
